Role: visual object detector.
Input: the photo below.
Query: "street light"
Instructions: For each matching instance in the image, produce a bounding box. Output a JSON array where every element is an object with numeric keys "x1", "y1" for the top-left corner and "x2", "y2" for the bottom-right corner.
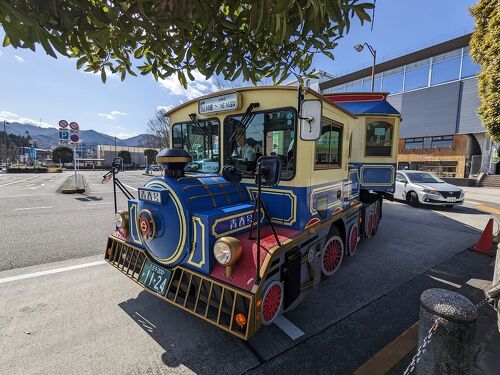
[
  {"x1": 3, "y1": 120, "x2": 8, "y2": 165},
  {"x1": 354, "y1": 42, "x2": 377, "y2": 92}
]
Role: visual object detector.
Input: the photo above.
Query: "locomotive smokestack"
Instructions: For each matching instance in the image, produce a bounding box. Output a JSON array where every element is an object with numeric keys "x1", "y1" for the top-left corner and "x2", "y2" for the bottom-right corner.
[{"x1": 156, "y1": 149, "x2": 192, "y2": 178}]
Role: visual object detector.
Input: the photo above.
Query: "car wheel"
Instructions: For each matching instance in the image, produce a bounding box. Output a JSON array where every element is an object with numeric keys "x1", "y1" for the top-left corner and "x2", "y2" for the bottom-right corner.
[{"x1": 408, "y1": 192, "x2": 420, "y2": 207}]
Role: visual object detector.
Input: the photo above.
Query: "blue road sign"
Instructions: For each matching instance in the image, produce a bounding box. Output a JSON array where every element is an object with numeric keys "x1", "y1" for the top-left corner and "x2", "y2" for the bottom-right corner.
[{"x1": 59, "y1": 130, "x2": 69, "y2": 140}]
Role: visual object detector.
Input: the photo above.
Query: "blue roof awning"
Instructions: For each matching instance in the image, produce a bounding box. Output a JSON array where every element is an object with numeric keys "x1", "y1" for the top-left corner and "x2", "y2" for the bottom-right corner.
[{"x1": 335, "y1": 100, "x2": 400, "y2": 115}]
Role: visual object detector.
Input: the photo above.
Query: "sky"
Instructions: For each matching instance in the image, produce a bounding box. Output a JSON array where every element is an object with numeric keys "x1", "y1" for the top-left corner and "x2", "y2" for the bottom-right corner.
[{"x1": 0, "y1": 0, "x2": 477, "y2": 139}]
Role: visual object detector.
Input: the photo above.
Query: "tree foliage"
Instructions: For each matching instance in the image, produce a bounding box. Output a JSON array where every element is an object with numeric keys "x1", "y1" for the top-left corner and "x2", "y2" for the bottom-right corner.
[
  {"x1": 146, "y1": 109, "x2": 170, "y2": 149},
  {"x1": 0, "y1": 0, "x2": 373, "y2": 85},
  {"x1": 118, "y1": 149, "x2": 131, "y2": 164},
  {"x1": 144, "y1": 148, "x2": 158, "y2": 165},
  {"x1": 470, "y1": 0, "x2": 500, "y2": 142},
  {"x1": 52, "y1": 146, "x2": 73, "y2": 164}
]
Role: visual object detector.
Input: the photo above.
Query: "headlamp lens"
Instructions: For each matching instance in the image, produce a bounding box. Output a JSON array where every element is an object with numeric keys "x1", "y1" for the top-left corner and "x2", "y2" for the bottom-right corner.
[{"x1": 214, "y1": 241, "x2": 232, "y2": 265}]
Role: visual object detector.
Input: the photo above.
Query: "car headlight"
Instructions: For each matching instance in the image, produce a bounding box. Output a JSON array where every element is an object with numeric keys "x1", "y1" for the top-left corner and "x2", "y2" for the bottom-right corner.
[
  {"x1": 115, "y1": 210, "x2": 128, "y2": 229},
  {"x1": 214, "y1": 237, "x2": 242, "y2": 276},
  {"x1": 423, "y1": 189, "x2": 439, "y2": 195}
]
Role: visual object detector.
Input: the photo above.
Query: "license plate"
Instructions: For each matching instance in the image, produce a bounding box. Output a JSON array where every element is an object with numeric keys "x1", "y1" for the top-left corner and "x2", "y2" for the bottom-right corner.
[
  {"x1": 446, "y1": 197, "x2": 456, "y2": 202},
  {"x1": 139, "y1": 260, "x2": 171, "y2": 295},
  {"x1": 138, "y1": 189, "x2": 162, "y2": 204}
]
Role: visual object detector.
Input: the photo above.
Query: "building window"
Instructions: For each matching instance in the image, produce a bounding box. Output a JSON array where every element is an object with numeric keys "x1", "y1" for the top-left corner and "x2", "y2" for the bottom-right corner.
[
  {"x1": 315, "y1": 121, "x2": 343, "y2": 168},
  {"x1": 330, "y1": 84, "x2": 345, "y2": 93},
  {"x1": 345, "y1": 79, "x2": 362, "y2": 92},
  {"x1": 461, "y1": 46, "x2": 481, "y2": 78},
  {"x1": 404, "y1": 138, "x2": 424, "y2": 150},
  {"x1": 362, "y1": 73, "x2": 382, "y2": 92},
  {"x1": 404, "y1": 59, "x2": 430, "y2": 91},
  {"x1": 404, "y1": 135, "x2": 453, "y2": 150},
  {"x1": 430, "y1": 135, "x2": 453, "y2": 148},
  {"x1": 366, "y1": 121, "x2": 393, "y2": 156},
  {"x1": 431, "y1": 50, "x2": 461, "y2": 85},
  {"x1": 382, "y1": 67, "x2": 404, "y2": 94}
]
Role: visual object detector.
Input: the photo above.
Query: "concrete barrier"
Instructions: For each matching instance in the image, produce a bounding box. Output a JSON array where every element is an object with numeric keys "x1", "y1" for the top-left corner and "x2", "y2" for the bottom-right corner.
[
  {"x1": 416, "y1": 288, "x2": 477, "y2": 375},
  {"x1": 59, "y1": 174, "x2": 87, "y2": 194}
]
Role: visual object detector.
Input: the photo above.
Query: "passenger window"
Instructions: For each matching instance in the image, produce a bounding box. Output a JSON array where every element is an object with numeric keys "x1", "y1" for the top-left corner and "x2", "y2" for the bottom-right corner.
[
  {"x1": 396, "y1": 173, "x2": 407, "y2": 183},
  {"x1": 315, "y1": 121, "x2": 342, "y2": 169},
  {"x1": 366, "y1": 121, "x2": 393, "y2": 157}
]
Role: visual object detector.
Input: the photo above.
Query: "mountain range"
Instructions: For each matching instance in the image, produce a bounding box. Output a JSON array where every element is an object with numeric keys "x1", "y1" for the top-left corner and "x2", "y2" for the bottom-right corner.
[{"x1": 2, "y1": 122, "x2": 151, "y2": 149}]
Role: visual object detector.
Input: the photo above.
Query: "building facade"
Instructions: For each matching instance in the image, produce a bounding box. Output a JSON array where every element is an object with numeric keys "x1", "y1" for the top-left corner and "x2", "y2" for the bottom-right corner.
[{"x1": 320, "y1": 33, "x2": 499, "y2": 178}]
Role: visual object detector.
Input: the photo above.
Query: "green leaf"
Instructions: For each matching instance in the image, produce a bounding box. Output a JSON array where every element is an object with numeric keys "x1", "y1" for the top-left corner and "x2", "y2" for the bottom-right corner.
[{"x1": 101, "y1": 67, "x2": 107, "y2": 83}]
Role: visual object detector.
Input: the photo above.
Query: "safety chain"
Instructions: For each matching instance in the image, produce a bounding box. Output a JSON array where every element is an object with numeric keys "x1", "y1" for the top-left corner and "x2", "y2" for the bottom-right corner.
[
  {"x1": 402, "y1": 322, "x2": 439, "y2": 375},
  {"x1": 402, "y1": 296, "x2": 496, "y2": 374}
]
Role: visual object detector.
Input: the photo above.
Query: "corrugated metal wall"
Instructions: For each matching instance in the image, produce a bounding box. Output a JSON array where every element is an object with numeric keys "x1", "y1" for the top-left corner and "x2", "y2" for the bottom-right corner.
[
  {"x1": 388, "y1": 77, "x2": 484, "y2": 139},
  {"x1": 457, "y1": 77, "x2": 483, "y2": 134},
  {"x1": 399, "y1": 82, "x2": 461, "y2": 138}
]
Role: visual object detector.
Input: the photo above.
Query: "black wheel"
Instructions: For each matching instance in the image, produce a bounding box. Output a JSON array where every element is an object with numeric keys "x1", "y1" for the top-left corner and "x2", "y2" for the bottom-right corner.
[
  {"x1": 408, "y1": 192, "x2": 420, "y2": 207},
  {"x1": 446, "y1": 204, "x2": 454, "y2": 208}
]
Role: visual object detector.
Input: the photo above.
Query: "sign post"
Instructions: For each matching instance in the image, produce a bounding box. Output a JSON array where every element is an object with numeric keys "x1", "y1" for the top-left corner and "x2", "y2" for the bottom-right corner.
[{"x1": 59, "y1": 119, "x2": 80, "y2": 185}]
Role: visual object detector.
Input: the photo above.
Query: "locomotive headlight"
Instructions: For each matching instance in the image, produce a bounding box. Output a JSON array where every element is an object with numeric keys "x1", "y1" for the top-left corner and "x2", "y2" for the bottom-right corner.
[
  {"x1": 214, "y1": 237, "x2": 242, "y2": 277},
  {"x1": 115, "y1": 210, "x2": 129, "y2": 229}
]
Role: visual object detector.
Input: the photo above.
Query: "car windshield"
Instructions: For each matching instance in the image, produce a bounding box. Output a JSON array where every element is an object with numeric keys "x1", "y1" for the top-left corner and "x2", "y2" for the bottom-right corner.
[
  {"x1": 172, "y1": 119, "x2": 220, "y2": 173},
  {"x1": 406, "y1": 172, "x2": 443, "y2": 183},
  {"x1": 224, "y1": 108, "x2": 296, "y2": 180}
]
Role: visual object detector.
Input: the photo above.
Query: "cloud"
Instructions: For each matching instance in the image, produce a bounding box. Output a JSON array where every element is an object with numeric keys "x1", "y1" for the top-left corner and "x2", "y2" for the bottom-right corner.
[
  {"x1": 156, "y1": 105, "x2": 174, "y2": 113},
  {"x1": 0, "y1": 110, "x2": 56, "y2": 128},
  {"x1": 14, "y1": 55, "x2": 24, "y2": 63},
  {"x1": 158, "y1": 70, "x2": 217, "y2": 100},
  {"x1": 98, "y1": 110, "x2": 127, "y2": 120}
]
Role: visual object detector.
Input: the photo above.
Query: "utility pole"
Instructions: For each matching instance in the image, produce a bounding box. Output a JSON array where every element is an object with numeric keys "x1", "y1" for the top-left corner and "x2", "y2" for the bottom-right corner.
[{"x1": 3, "y1": 120, "x2": 7, "y2": 165}]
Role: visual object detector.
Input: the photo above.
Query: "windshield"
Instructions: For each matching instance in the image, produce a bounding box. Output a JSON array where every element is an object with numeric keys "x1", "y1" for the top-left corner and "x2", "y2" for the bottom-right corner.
[
  {"x1": 172, "y1": 119, "x2": 220, "y2": 173},
  {"x1": 406, "y1": 172, "x2": 443, "y2": 183},
  {"x1": 224, "y1": 109, "x2": 296, "y2": 180}
]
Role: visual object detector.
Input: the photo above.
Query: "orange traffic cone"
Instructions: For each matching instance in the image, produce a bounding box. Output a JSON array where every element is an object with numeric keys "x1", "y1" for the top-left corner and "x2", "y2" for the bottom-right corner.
[{"x1": 469, "y1": 218, "x2": 494, "y2": 256}]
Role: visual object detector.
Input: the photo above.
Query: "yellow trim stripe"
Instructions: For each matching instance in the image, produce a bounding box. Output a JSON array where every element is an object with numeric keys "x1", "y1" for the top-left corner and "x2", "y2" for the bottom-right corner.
[{"x1": 187, "y1": 217, "x2": 206, "y2": 268}]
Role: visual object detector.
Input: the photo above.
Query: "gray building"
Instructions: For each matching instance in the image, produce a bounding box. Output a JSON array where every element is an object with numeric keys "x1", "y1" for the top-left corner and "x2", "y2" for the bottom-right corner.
[{"x1": 320, "y1": 33, "x2": 499, "y2": 178}]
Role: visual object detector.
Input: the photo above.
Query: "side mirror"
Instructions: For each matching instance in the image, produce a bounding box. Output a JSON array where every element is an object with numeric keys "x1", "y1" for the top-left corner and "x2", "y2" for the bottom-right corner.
[{"x1": 300, "y1": 99, "x2": 322, "y2": 141}]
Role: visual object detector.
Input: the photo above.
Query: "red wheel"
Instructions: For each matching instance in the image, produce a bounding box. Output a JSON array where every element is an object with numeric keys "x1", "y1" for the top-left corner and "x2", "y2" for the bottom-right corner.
[
  {"x1": 366, "y1": 213, "x2": 373, "y2": 238},
  {"x1": 261, "y1": 281, "x2": 283, "y2": 325},
  {"x1": 321, "y1": 235, "x2": 344, "y2": 276},
  {"x1": 348, "y1": 225, "x2": 358, "y2": 256}
]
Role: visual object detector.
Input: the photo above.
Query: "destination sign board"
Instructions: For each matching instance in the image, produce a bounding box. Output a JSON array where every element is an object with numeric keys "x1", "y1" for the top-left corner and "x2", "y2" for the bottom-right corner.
[{"x1": 198, "y1": 92, "x2": 240, "y2": 115}]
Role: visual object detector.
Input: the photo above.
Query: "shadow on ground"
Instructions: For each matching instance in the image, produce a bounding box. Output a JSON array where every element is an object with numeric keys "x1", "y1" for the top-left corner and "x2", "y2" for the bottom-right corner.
[{"x1": 117, "y1": 201, "x2": 493, "y2": 375}]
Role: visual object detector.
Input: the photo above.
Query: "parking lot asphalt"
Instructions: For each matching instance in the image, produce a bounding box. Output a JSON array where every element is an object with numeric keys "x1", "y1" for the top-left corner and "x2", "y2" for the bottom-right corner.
[{"x1": 0, "y1": 170, "x2": 497, "y2": 374}]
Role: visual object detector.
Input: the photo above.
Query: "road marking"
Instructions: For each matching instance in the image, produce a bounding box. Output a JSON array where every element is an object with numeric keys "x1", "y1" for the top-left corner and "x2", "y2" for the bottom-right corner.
[
  {"x1": 0, "y1": 193, "x2": 55, "y2": 198},
  {"x1": 123, "y1": 183, "x2": 138, "y2": 192},
  {"x1": 14, "y1": 206, "x2": 54, "y2": 211},
  {"x1": 273, "y1": 315, "x2": 305, "y2": 340},
  {"x1": 354, "y1": 322, "x2": 418, "y2": 375},
  {"x1": 475, "y1": 204, "x2": 500, "y2": 216},
  {"x1": 428, "y1": 275, "x2": 462, "y2": 288},
  {"x1": 0, "y1": 260, "x2": 106, "y2": 284},
  {"x1": 85, "y1": 202, "x2": 113, "y2": 206},
  {"x1": 0, "y1": 175, "x2": 39, "y2": 188}
]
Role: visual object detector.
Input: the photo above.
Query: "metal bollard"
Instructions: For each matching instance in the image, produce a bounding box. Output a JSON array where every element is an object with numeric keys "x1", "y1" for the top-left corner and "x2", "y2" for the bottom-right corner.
[{"x1": 416, "y1": 288, "x2": 478, "y2": 375}]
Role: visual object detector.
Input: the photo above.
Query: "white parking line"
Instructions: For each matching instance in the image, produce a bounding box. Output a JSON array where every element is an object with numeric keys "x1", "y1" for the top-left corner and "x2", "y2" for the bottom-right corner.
[
  {"x1": 0, "y1": 193, "x2": 55, "y2": 198},
  {"x1": 85, "y1": 202, "x2": 113, "y2": 206},
  {"x1": 14, "y1": 206, "x2": 54, "y2": 211},
  {"x1": 0, "y1": 175, "x2": 40, "y2": 188},
  {"x1": 274, "y1": 315, "x2": 305, "y2": 340},
  {"x1": 0, "y1": 261, "x2": 106, "y2": 284},
  {"x1": 123, "y1": 184, "x2": 138, "y2": 192}
]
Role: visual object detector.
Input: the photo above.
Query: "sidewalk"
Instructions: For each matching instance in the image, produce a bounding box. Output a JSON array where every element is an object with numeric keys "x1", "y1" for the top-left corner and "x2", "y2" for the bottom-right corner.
[{"x1": 380, "y1": 245, "x2": 499, "y2": 374}]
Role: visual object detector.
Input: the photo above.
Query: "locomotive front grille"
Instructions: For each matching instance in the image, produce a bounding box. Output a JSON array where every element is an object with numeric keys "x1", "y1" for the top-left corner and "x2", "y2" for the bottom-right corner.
[{"x1": 105, "y1": 236, "x2": 254, "y2": 339}]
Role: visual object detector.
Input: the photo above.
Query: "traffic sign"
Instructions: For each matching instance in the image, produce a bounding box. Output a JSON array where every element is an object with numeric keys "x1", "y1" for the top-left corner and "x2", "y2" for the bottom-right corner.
[
  {"x1": 59, "y1": 120, "x2": 68, "y2": 129},
  {"x1": 70, "y1": 134, "x2": 80, "y2": 143},
  {"x1": 69, "y1": 122, "x2": 79, "y2": 131},
  {"x1": 59, "y1": 129, "x2": 69, "y2": 140}
]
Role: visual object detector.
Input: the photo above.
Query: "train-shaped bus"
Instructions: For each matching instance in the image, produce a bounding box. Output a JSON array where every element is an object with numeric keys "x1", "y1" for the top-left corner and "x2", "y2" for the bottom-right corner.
[{"x1": 104, "y1": 86, "x2": 400, "y2": 340}]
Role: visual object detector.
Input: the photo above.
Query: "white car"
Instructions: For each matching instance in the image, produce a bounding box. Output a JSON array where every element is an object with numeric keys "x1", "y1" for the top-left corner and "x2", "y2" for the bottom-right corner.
[{"x1": 394, "y1": 170, "x2": 464, "y2": 208}]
